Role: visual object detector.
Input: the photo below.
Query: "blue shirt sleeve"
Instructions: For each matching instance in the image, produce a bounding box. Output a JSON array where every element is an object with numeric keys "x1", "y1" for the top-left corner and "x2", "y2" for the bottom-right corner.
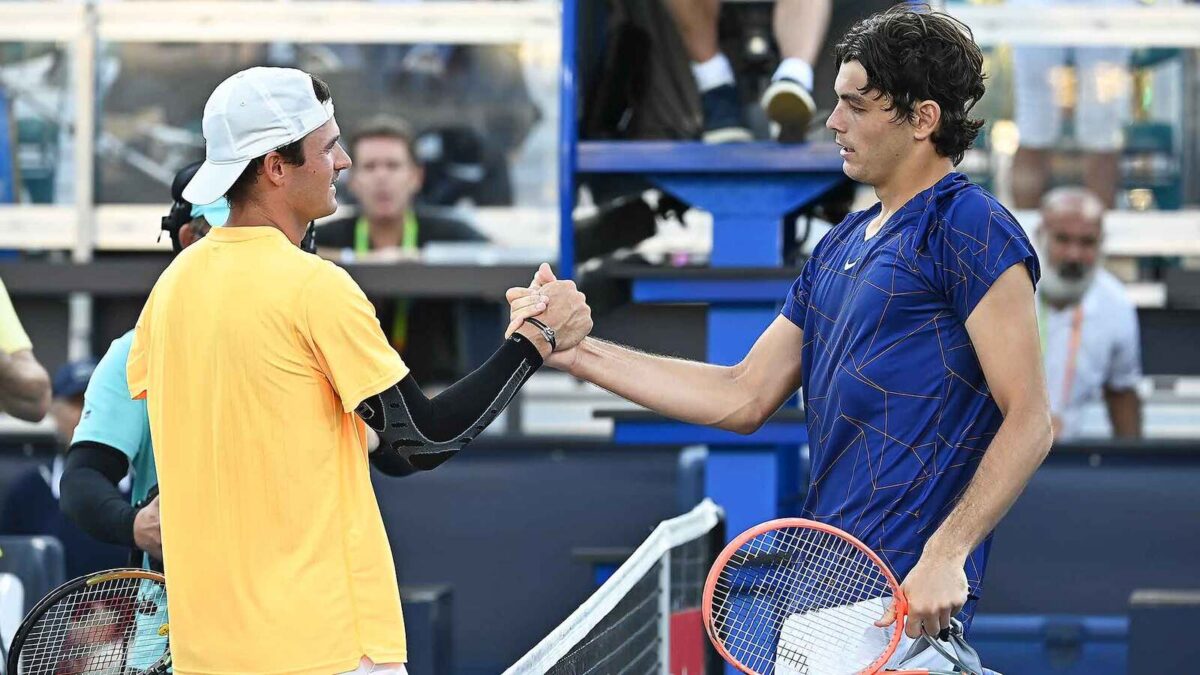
[
  {"x1": 781, "y1": 220, "x2": 848, "y2": 329},
  {"x1": 781, "y1": 256, "x2": 818, "y2": 328},
  {"x1": 72, "y1": 331, "x2": 149, "y2": 463},
  {"x1": 925, "y1": 192, "x2": 1040, "y2": 324}
]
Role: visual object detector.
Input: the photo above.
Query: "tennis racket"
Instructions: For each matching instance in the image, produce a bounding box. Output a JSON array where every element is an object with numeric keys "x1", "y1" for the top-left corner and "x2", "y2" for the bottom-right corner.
[
  {"x1": 5, "y1": 568, "x2": 170, "y2": 675},
  {"x1": 702, "y1": 518, "x2": 982, "y2": 675}
]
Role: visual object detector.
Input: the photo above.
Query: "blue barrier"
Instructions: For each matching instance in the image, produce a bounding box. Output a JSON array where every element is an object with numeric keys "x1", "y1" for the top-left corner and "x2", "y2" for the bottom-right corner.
[
  {"x1": 1129, "y1": 590, "x2": 1200, "y2": 673},
  {"x1": 971, "y1": 614, "x2": 1128, "y2": 675}
]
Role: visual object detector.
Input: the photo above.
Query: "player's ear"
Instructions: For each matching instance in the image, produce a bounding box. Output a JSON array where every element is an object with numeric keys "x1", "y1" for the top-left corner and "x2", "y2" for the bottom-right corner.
[
  {"x1": 263, "y1": 151, "x2": 288, "y2": 187},
  {"x1": 178, "y1": 222, "x2": 198, "y2": 248},
  {"x1": 912, "y1": 99, "x2": 941, "y2": 143}
]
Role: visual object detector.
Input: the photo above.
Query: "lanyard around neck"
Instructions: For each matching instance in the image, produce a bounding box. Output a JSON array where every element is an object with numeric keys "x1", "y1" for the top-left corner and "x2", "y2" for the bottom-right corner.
[
  {"x1": 1039, "y1": 299, "x2": 1085, "y2": 414},
  {"x1": 354, "y1": 211, "x2": 419, "y2": 352},
  {"x1": 354, "y1": 210, "x2": 419, "y2": 254}
]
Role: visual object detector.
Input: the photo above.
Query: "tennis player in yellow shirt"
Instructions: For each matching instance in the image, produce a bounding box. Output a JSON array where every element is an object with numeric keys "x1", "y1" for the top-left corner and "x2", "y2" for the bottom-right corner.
[{"x1": 128, "y1": 67, "x2": 591, "y2": 675}]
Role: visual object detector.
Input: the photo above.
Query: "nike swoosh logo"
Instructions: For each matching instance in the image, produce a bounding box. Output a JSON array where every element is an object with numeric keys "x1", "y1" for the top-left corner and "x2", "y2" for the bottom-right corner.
[{"x1": 843, "y1": 259, "x2": 859, "y2": 271}]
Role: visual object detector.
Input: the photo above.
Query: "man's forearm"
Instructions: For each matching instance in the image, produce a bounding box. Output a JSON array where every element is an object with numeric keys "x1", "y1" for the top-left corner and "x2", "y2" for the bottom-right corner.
[
  {"x1": 923, "y1": 405, "x2": 1052, "y2": 561},
  {"x1": 61, "y1": 443, "x2": 138, "y2": 548},
  {"x1": 363, "y1": 330, "x2": 548, "y2": 476},
  {"x1": 568, "y1": 337, "x2": 764, "y2": 433},
  {"x1": 0, "y1": 350, "x2": 51, "y2": 422},
  {"x1": 1104, "y1": 388, "x2": 1142, "y2": 439}
]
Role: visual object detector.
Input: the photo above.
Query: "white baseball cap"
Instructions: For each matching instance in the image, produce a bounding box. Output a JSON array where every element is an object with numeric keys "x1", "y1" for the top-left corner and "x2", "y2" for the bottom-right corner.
[{"x1": 183, "y1": 67, "x2": 335, "y2": 205}]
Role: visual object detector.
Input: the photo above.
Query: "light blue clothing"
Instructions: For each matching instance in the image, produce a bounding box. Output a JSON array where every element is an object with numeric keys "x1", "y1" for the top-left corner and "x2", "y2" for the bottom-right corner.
[
  {"x1": 191, "y1": 198, "x2": 230, "y2": 226},
  {"x1": 73, "y1": 330, "x2": 169, "y2": 669},
  {"x1": 73, "y1": 329, "x2": 158, "y2": 509},
  {"x1": 131, "y1": 579, "x2": 170, "y2": 670}
]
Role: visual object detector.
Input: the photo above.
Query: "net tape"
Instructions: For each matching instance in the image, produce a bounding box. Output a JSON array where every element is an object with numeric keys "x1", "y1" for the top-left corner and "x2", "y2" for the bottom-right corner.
[{"x1": 506, "y1": 499, "x2": 723, "y2": 674}]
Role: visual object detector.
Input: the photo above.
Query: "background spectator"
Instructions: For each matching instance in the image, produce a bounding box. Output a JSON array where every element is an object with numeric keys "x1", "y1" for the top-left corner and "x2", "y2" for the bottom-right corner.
[
  {"x1": 665, "y1": 0, "x2": 831, "y2": 142},
  {"x1": 1010, "y1": 0, "x2": 1135, "y2": 208},
  {"x1": 317, "y1": 116, "x2": 489, "y2": 384},
  {"x1": 0, "y1": 277, "x2": 50, "y2": 422},
  {"x1": 1037, "y1": 187, "x2": 1142, "y2": 440}
]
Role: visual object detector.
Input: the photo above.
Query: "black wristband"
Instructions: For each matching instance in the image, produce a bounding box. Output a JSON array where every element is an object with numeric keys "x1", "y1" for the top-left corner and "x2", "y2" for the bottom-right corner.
[{"x1": 525, "y1": 317, "x2": 556, "y2": 351}]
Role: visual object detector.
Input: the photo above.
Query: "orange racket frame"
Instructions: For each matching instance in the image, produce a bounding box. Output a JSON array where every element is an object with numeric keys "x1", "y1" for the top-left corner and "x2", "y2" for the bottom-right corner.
[{"x1": 702, "y1": 517, "x2": 956, "y2": 675}]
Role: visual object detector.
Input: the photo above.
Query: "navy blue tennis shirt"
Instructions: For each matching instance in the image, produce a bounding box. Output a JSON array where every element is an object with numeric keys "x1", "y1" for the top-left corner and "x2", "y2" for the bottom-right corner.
[{"x1": 782, "y1": 172, "x2": 1039, "y2": 624}]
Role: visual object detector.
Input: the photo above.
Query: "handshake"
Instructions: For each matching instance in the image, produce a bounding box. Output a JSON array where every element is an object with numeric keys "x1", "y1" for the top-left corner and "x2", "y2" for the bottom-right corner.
[{"x1": 505, "y1": 263, "x2": 593, "y2": 369}]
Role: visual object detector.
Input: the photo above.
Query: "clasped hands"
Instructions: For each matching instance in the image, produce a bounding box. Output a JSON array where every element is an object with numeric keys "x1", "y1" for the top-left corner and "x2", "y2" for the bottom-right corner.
[{"x1": 505, "y1": 263, "x2": 590, "y2": 368}]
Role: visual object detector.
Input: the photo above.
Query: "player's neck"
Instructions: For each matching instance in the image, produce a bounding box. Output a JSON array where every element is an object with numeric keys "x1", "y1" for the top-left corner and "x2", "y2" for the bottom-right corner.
[
  {"x1": 874, "y1": 155, "x2": 955, "y2": 215},
  {"x1": 226, "y1": 199, "x2": 308, "y2": 247}
]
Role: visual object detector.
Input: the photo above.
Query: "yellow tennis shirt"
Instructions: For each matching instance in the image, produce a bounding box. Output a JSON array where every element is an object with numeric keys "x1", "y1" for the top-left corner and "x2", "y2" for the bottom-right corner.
[{"x1": 128, "y1": 226, "x2": 409, "y2": 675}]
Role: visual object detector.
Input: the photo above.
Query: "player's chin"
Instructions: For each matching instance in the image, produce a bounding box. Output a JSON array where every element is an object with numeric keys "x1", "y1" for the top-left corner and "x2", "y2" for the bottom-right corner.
[{"x1": 316, "y1": 196, "x2": 338, "y2": 219}]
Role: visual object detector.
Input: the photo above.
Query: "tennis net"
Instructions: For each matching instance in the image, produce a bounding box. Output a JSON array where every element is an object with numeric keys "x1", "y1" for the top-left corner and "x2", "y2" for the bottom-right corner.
[{"x1": 506, "y1": 499, "x2": 725, "y2": 675}]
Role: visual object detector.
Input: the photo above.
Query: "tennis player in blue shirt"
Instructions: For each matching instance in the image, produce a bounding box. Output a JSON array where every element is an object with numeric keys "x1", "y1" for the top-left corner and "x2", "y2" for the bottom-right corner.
[{"x1": 510, "y1": 3, "x2": 1052, "y2": 653}]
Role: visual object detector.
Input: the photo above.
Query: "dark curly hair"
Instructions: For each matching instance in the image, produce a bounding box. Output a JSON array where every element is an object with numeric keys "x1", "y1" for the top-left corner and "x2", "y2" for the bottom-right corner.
[{"x1": 834, "y1": 4, "x2": 986, "y2": 165}]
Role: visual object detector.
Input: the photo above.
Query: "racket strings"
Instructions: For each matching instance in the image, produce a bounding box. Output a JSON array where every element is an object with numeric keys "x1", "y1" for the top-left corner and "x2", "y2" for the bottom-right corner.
[
  {"x1": 16, "y1": 575, "x2": 168, "y2": 675},
  {"x1": 709, "y1": 527, "x2": 896, "y2": 675},
  {"x1": 714, "y1": 532, "x2": 873, "y2": 671}
]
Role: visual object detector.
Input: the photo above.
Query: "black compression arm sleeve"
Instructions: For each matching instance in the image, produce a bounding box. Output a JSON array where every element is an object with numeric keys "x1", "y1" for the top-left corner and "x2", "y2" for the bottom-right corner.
[
  {"x1": 361, "y1": 332, "x2": 543, "y2": 475},
  {"x1": 61, "y1": 442, "x2": 137, "y2": 548},
  {"x1": 397, "y1": 334, "x2": 542, "y2": 441}
]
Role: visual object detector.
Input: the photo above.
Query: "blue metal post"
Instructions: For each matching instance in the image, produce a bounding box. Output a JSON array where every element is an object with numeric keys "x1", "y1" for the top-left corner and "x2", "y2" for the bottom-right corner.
[
  {"x1": 557, "y1": 0, "x2": 578, "y2": 280},
  {"x1": 573, "y1": 147, "x2": 845, "y2": 671},
  {"x1": 703, "y1": 200, "x2": 786, "y2": 550},
  {"x1": 0, "y1": 86, "x2": 15, "y2": 203},
  {"x1": 576, "y1": 143, "x2": 844, "y2": 540},
  {"x1": 639, "y1": 169, "x2": 841, "y2": 536}
]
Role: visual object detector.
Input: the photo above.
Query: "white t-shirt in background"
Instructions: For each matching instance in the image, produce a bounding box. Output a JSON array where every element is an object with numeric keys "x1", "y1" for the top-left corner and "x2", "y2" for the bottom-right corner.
[{"x1": 1040, "y1": 268, "x2": 1142, "y2": 440}]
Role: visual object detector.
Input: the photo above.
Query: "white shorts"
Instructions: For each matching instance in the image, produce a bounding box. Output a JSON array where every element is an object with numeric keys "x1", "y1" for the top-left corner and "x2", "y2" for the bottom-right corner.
[
  {"x1": 774, "y1": 632, "x2": 977, "y2": 673},
  {"x1": 1010, "y1": 0, "x2": 1136, "y2": 151},
  {"x1": 338, "y1": 657, "x2": 409, "y2": 674}
]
